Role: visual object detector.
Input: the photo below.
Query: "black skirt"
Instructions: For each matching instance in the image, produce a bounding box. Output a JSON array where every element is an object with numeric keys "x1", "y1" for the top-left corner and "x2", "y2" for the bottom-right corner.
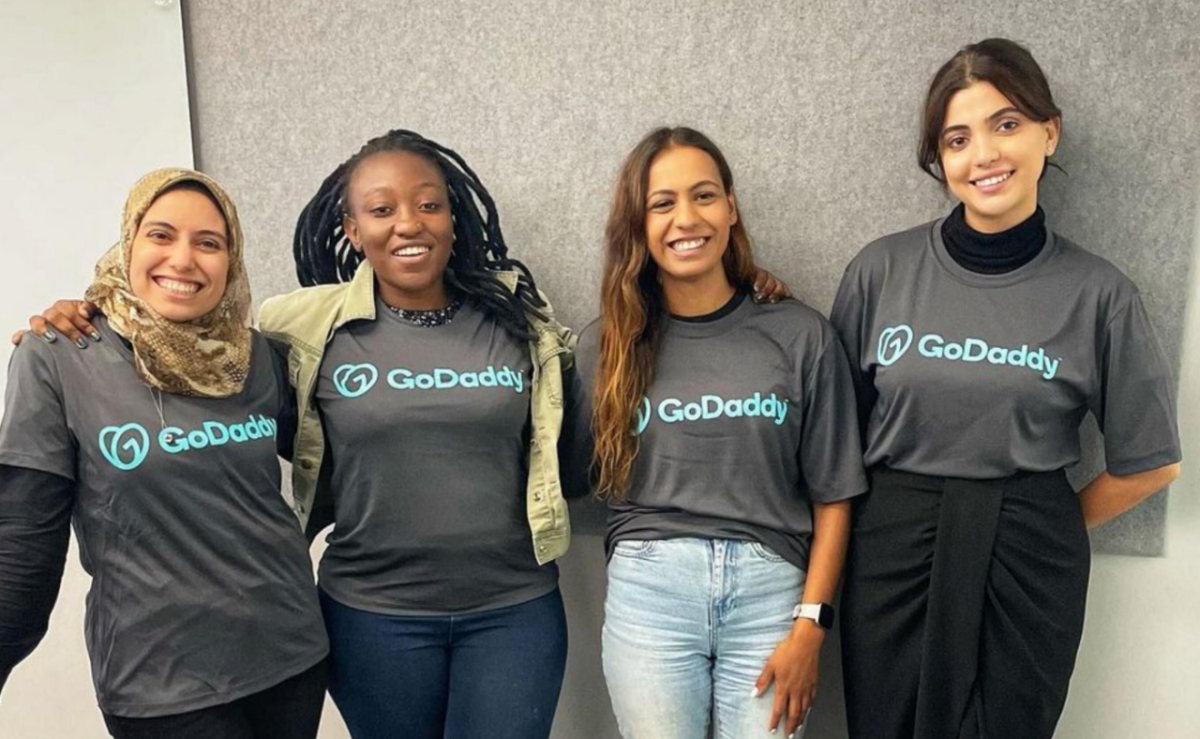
[{"x1": 840, "y1": 468, "x2": 1090, "y2": 739}]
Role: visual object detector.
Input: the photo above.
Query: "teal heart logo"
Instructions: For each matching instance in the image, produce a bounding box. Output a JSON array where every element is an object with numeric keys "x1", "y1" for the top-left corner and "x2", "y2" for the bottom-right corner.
[
  {"x1": 633, "y1": 396, "x2": 652, "y2": 436},
  {"x1": 877, "y1": 325, "x2": 914, "y2": 367},
  {"x1": 333, "y1": 363, "x2": 379, "y2": 398},
  {"x1": 99, "y1": 423, "x2": 150, "y2": 471}
]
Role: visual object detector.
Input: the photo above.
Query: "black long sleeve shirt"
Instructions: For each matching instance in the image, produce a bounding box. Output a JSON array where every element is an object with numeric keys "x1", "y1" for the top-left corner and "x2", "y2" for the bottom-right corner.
[{"x1": 0, "y1": 465, "x2": 74, "y2": 692}]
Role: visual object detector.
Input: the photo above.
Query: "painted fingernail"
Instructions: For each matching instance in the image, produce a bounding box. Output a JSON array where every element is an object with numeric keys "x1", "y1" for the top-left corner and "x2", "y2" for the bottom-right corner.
[
  {"x1": 42, "y1": 330, "x2": 56, "y2": 343},
  {"x1": 75, "y1": 338, "x2": 88, "y2": 349},
  {"x1": 90, "y1": 331, "x2": 102, "y2": 342},
  {"x1": 750, "y1": 686, "x2": 760, "y2": 697}
]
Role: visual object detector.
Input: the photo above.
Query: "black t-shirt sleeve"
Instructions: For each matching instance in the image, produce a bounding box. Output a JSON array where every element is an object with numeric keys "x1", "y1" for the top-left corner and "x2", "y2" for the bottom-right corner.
[
  {"x1": 266, "y1": 337, "x2": 299, "y2": 463},
  {"x1": 0, "y1": 465, "x2": 74, "y2": 692},
  {"x1": 1092, "y1": 293, "x2": 1182, "y2": 475},
  {"x1": 559, "y1": 322, "x2": 598, "y2": 500},
  {"x1": 796, "y1": 330, "x2": 869, "y2": 503},
  {"x1": 829, "y1": 258, "x2": 879, "y2": 446},
  {"x1": 0, "y1": 342, "x2": 76, "y2": 480}
]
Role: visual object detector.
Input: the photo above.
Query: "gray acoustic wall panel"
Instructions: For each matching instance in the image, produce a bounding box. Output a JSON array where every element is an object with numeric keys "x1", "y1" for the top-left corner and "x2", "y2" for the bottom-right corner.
[
  {"x1": 185, "y1": 2, "x2": 1195, "y2": 553},
  {"x1": 183, "y1": 2, "x2": 1195, "y2": 737}
]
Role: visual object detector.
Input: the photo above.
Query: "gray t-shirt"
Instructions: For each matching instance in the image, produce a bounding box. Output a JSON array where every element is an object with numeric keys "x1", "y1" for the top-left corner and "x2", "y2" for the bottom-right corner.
[
  {"x1": 0, "y1": 317, "x2": 327, "y2": 718},
  {"x1": 315, "y1": 299, "x2": 555, "y2": 616},
  {"x1": 830, "y1": 219, "x2": 1182, "y2": 478},
  {"x1": 572, "y1": 295, "x2": 868, "y2": 570}
]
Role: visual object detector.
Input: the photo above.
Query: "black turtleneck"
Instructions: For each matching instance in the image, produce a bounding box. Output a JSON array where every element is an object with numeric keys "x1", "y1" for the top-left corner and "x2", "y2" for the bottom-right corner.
[{"x1": 941, "y1": 203, "x2": 1047, "y2": 275}]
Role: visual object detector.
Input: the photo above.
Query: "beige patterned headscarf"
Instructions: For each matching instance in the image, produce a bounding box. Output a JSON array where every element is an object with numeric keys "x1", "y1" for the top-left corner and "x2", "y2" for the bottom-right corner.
[{"x1": 85, "y1": 168, "x2": 252, "y2": 398}]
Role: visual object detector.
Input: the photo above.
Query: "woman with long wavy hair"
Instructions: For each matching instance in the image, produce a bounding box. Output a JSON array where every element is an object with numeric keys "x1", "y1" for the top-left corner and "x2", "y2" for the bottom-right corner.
[{"x1": 567, "y1": 127, "x2": 867, "y2": 739}]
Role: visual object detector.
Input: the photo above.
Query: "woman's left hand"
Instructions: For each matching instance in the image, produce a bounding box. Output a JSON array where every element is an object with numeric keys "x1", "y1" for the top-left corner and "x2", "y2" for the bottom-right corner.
[
  {"x1": 754, "y1": 619, "x2": 824, "y2": 737},
  {"x1": 753, "y1": 268, "x2": 792, "y2": 303}
]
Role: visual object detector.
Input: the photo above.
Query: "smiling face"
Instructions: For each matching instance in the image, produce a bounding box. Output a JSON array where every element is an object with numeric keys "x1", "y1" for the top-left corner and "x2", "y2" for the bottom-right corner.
[
  {"x1": 643, "y1": 145, "x2": 738, "y2": 293},
  {"x1": 342, "y1": 150, "x2": 455, "y2": 310},
  {"x1": 128, "y1": 187, "x2": 230, "y2": 322},
  {"x1": 939, "y1": 81, "x2": 1060, "y2": 233}
]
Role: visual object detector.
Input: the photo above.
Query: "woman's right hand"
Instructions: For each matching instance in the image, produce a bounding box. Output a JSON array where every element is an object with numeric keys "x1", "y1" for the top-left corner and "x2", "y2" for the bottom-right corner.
[{"x1": 11, "y1": 300, "x2": 99, "y2": 349}]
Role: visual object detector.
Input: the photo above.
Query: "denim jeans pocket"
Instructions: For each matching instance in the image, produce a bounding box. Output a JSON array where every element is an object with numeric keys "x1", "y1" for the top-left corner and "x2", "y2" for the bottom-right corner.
[
  {"x1": 748, "y1": 541, "x2": 787, "y2": 563},
  {"x1": 611, "y1": 538, "x2": 658, "y2": 558}
]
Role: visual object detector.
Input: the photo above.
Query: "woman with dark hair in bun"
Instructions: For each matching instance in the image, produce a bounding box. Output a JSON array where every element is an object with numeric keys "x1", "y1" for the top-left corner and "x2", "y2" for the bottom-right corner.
[{"x1": 832, "y1": 38, "x2": 1182, "y2": 739}]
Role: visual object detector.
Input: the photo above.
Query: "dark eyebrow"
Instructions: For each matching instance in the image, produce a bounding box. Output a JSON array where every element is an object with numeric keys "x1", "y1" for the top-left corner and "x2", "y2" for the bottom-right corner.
[
  {"x1": 647, "y1": 180, "x2": 723, "y2": 200},
  {"x1": 142, "y1": 222, "x2": 226, "y2": 241},
  {"x1": 941, "y1": 106, "x2": 1024, "y2": 137},
  {"x1": 361, "y1": 181, "x2": 442, "y2": 196}
]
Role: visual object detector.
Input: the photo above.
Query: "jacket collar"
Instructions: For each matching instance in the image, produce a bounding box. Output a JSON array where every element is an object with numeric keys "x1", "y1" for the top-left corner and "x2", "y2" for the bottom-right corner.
[
  {"x1": 340, "y1": 259, "x2": 379, "y2": 322},
  {"x1": 339, "y1": 262, "x2": 522, "y2": 332}
]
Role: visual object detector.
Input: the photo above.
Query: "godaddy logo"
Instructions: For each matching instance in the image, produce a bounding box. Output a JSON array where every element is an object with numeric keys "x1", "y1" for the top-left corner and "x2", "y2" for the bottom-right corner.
[
  {"x1": 875, "y1": 324, "x2": 1062, "y2": 380},
  {"x1": 333, "y1": 363, "x2": 378, "y2": 398},
  {"x1": 99, "y1": 423, "x2": 151, "y2": 471},
  {"x1": 877, "y1": 325, "x2": 914, "y2": 366},
  {"x1": 332, "y1": 363, "x2": 526, "y2": 398},
  {"x1": 97, "y1": 415, "x2": 278, "y2": 471},
  {"x1": 634, "y1": 397, "x2": 652, "y2": 435},
  {"x1": 633, "y1": 392, "x2": 790, "y2": 435}
]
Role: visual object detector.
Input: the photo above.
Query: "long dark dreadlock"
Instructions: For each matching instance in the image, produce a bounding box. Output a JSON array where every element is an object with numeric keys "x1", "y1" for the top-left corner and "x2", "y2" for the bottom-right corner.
[{"x1": 294, "y1": 129, "x2": 546, "y2": 340}]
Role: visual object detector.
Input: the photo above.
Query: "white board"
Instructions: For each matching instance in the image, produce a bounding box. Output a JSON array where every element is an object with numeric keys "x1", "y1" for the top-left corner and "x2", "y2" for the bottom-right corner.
[{"x1": 0, "y1": 1, "x2": 192, "y2": 735}]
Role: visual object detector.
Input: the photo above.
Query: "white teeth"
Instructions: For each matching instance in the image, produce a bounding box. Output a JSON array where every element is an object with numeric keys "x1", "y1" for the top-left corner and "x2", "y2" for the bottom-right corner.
[
  {"x1": 393, "y1": 246, "x2": 431, "y2": 257},
  {"x1": 975, "y1": 172, "x2": 1011, "y2": 187},
  {"x1": 155, "y1": 277, "x2": 199, "y2": 294},
  {"x1": 671, "y1": 238, "x2": 706, "y2": 252}
]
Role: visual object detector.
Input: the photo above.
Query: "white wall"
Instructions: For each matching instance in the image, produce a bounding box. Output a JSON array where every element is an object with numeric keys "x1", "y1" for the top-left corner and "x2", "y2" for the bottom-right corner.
[
  {"x1": 0, "y1": 1, "x2": 192, "y2": 736},
  {"x1": 1054, "y1": 191, "x2": 1200, "y2": 738}
]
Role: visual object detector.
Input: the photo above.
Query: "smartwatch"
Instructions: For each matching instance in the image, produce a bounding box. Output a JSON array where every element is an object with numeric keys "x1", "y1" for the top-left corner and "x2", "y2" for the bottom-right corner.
[{"x1": 791, "y1": 602, "x2": 835, "y2": 630}]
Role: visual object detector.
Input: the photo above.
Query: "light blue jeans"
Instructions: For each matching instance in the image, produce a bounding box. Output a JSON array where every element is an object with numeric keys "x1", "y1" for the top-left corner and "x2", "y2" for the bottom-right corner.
[{"x1": 602, "y1": 537, "x2": 809, "y2": 739}]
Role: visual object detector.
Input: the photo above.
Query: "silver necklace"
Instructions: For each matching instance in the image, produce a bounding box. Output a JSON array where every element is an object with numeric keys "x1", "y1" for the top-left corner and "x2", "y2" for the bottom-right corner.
[{"x1": 147, "y1": 386, "x2": 173, "y2": 443}]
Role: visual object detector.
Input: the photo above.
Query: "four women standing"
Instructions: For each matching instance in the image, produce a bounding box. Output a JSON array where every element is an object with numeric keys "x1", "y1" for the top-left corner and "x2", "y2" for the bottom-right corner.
[{"x1": 0, "y1": 36, "x2": 1183, "y2": 739}]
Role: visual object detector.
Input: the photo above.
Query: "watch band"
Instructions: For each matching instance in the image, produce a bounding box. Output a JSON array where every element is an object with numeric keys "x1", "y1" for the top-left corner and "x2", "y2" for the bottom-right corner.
[{"x1": 791, "y1": 602, "x2": 835, "y2": 630}]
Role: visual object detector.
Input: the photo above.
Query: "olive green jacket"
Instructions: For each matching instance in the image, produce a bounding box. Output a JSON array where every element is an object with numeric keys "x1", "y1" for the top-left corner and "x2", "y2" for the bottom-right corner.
[{"x1": 259, "y1": 263, "x2": 575, "y2": 565}]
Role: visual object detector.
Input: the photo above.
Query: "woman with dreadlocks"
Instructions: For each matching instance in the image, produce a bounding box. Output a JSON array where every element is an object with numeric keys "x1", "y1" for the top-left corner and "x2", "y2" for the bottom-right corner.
[{"x1": 254, "y1": 129, "x2": 575, "y2": 739}]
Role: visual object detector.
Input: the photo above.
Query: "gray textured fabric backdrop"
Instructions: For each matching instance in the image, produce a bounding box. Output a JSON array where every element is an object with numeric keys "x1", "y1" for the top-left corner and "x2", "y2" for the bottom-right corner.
[
  {"x1": 185, "y1": 0, "x2": 1196, "y2": 557},
  {"x1": 181, "y1": 2, "x2": 1196, "y2": 736}
]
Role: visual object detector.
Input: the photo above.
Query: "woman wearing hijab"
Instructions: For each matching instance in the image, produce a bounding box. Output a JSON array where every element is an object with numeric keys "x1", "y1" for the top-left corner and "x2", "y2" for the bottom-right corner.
[{"x1": 0, "y1": 169, "x2": 328, "y2": 739}]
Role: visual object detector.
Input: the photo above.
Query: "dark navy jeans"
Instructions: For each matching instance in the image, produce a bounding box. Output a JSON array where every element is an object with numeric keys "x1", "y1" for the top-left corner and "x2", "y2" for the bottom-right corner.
[{"x1": 319, "y1": 588, "x2": 568, "y2": 739}]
